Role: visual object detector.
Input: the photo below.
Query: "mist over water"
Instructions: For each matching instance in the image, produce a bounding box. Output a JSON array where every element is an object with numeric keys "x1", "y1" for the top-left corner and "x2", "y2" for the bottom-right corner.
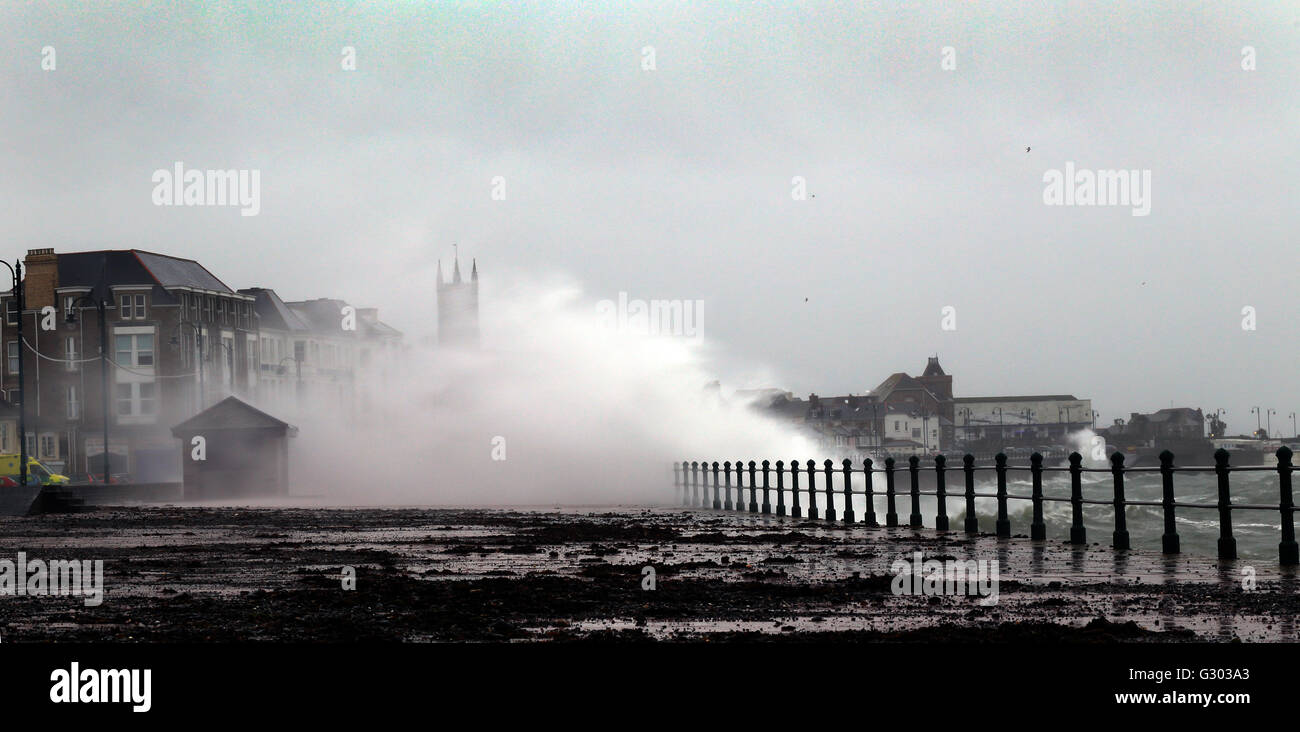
[
  {"x1": 233, "y1": 277, "x2": 1288, "y2": 560},
  {"x1": 267, "y1": 275, "x2": 816, "y2": 506}
]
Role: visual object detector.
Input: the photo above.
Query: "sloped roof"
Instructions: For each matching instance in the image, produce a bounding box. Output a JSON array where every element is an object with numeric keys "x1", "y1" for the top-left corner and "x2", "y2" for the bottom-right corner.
[
  {"x1": 921, "y1": 357, "x2": 946, "y2": 377},
  {"x1": 1147, "y1": 408, "x2": 1202, "y2": 423},
  {"x1": 171, "y1": 396, "x2": 298, "y2": 436},
  {"x1": 59, "y1": 250, "x2": 234, "y2": 295},
  {"x1": 285, "y1": 298, "x2": 402, "y2": 339},
  {"x1": 872, "y1": 373, "x2": 937, "y2": 402},
  {"x1": 286, "y1": 298, "x2": 346, "y2": 332},
  {"x1": 240, "y1": 288, "x2": 312, "y2": 332},
  {"x1": 134, "y1": 251, "x2": 232, "y2": 291},
  {"x1": 363, "y1": 318, "x2": 402, "y2": 338}
]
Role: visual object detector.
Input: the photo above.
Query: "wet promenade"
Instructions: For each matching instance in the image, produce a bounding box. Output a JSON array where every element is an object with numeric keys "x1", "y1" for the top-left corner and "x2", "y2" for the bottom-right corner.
[{"x1": 0, "y1": 505, "x2": 1293, "y2": 641}]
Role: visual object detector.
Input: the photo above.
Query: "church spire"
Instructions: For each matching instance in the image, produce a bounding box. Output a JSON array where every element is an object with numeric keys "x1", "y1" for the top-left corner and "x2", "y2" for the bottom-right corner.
[
  {"x1": 452, "y1": 243, "x2": 462, "y2": 284},
  {"x1": 471, "y1": 258, "x2": 477, "y2": 282},
  {"x1": 436, "y1": 258, "x2": 444, "y2": 287}
]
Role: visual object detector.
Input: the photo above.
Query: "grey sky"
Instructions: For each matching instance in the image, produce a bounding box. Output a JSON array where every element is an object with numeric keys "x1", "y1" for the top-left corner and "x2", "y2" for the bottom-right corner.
[{"x1": 1, "y1": 1, "x2": 1296, "y2": 433}]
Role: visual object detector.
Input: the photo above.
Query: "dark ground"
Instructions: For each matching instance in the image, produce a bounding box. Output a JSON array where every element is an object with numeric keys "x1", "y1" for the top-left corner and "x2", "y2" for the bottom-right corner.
[{"x1": 0, "y1": 505, "x2": 1296, "y2": 642}]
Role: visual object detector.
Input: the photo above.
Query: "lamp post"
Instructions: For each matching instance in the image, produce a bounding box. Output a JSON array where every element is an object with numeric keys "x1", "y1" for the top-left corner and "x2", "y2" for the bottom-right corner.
[
  {"x1": 1021, "y1": 409, "x2": 1034, "y2": 443},
  {"x1": 1266, "y1": 408, "x2": 1276, "y2": 439},
  {"x1": 170, "y1": 321, "x2": 204, "y2": 411},
  {"x1": 1291, "y1": 412, "x2": 1297, "y2": 440},
  {"x1": 276, "y1": 356, "x2": 303, "y2": 408},
  {"x1": 1090, "y1": 410, "x2": 1099, "y2": 429},
  {"x1": 958, "y1": 407, "x2": 972, "y2": 447},
  {"x1": 994, "y1": 407, "x2": 1004, "y2": 448},
  {"x1": 211, "y1": 340, "x2": 236, "y2": 396},
  {"x1": 0, "y1": 260, "x2": 26, "y2": 487},
  {"x1": 869, "y1": 402, "x2": 879, "y2": 450},
  {"x1": 67, "y1": 294, "x2": 110, "y2": 482},
  {"x1": 1251, "y1": 406, "x2": 1263, "y2": 438}
]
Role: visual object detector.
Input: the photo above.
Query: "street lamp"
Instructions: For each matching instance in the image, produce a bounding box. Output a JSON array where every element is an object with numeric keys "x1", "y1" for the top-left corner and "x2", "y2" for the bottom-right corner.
[
  {"x1": 1090, "y1": 410, "x2": 1099, "y2": 429},
  {"x1": 1267, "y1": 408, "x2": 1276, "y2": 439},
  {"x1": 209, "y1": 339, "x2": 237, "y2": 395},
  {"x1": 0, "y1": 260, "x2": 27, "y2": 487},
  {"x1": 169, "y1": 321, "x2": 204, "y2": 411},
  {"x1": 1291, "y1": 412, "x2": 1297, "y2": 440},
  {"x1": 869, "y1": 401, "x2": 880, "y2": 450},
  {"x1": 276, "y1": 355, "x2": 304, "y2": 407},
  {"x1": 1251, "y1": 406, "x2": 1263, "y2": 438},
  {"x1": 66, "y1": 294, "x2": 111, "y2": 482},
  {"x1": 958, "y1": 407, "x2": 973, "y2": 447}
]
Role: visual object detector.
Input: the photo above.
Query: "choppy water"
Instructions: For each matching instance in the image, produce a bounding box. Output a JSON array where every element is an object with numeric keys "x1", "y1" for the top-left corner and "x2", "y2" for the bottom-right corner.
[{"x1": 709, "y1": 468, "x2": 1292, "y2": 561}]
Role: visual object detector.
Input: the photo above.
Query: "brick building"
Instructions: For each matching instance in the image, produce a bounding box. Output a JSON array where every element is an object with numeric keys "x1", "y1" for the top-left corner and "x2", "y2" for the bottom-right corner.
[{"x1": 0, "y1": 248, "x2": 258, "y2": 481}]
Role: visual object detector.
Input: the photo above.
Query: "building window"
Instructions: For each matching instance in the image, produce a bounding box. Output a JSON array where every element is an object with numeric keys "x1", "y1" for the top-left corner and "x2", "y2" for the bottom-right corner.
[
  {"x1": 6, "y1": 341, "x2": 17, "y2": 374},
  {"x1": 65, "y1": 336, "x2": 79, "y2": 372},
  {"x1": 25, "y1": 433, "x2": 35, "y2": 457},
  {"x1": 118, "y1": 294, "x2": 146, "y2": 320},
  {"x1": 63, "y1": 295, "x2": 76, "y2": 322},
  {"x1": 114, "y1": 333, "x2": 154, "y2": 367},
  {"x1": 67, "y1": 385, "x2": 80, "y2": 420},
  {"x1": 39, "y1": 433, "x2": 57, "y2": 460},
  {"x1": 115, "y1": 382, "x2": 157, "y2": 417},
  {"x1": 191, "y1": 295, "x2": 200, "y2": 320},
  {"x1": 4, "y1": 299, "x2": 15, "y2": 326},
  {"x1": 912, "y1": 428, "x2": 921, "y2": 439}
]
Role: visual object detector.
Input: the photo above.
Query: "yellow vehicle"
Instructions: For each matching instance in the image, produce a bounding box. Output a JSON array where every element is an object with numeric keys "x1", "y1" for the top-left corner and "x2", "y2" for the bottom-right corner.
[{"x1": 0, "y1": 454, "x2": 70, "y2": 486}]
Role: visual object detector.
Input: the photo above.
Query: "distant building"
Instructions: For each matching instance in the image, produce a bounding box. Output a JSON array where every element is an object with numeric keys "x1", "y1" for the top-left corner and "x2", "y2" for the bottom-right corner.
[
  {"x1": 240, "y1": 288, "x2": 402, "y2": 416},
  {"x1": 744, "y1": 356, "x2": 1093, "y2": 455},
  {"x1": 1104, "y1": 407, "x2": 1205, "y2": 445},
  {"x1": 952, "y1": 395, "x2": 1093, "y2": 446},
  {"x1": 436, "y1": 253, "x2": 478, "y2": 347}
]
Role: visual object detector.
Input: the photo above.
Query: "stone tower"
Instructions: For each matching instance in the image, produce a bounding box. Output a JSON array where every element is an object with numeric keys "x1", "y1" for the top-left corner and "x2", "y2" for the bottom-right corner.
[{"x1": 436, "y1": 250, "x2": 478, "y2": 347}]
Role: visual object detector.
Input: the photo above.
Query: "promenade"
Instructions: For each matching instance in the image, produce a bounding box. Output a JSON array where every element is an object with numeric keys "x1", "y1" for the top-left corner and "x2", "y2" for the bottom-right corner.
[{"x1": 0, "y1": 505, "x2": 1294, "y2": 642}]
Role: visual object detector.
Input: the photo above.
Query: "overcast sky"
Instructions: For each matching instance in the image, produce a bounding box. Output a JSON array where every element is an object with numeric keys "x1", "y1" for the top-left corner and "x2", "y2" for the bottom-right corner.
[{"x1": 1, "y1": 2, "x2": 1296, "y2": 434}]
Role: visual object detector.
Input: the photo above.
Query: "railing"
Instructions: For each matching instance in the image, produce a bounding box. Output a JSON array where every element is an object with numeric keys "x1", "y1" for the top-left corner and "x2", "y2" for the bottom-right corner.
[{"x1": 671, "y1": 447, "x2": 1298, "y2": 565}]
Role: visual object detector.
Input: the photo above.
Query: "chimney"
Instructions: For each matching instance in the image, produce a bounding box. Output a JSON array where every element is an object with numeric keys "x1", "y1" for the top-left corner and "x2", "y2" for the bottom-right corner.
[{"x1": 22, "y1": 248, "x2": 58, "y2": 310}]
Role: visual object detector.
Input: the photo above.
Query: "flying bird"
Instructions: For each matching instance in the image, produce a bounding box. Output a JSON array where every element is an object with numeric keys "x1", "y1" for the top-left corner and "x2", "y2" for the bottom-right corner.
[{"x1": 1026, "y1": 147, "x2": 1031, "y2": 153}]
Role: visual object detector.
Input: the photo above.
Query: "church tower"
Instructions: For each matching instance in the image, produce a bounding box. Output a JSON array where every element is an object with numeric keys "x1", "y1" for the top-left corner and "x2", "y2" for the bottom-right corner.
[{"x1": 436, "y1": 249, "x2": 479, "y2": 347}]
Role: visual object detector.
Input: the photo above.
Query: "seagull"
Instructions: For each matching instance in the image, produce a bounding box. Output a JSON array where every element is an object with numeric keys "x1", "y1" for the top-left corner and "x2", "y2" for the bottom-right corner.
[{"x1": 1026, "y1": 146, "x2": 1031, "y2": 153}]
